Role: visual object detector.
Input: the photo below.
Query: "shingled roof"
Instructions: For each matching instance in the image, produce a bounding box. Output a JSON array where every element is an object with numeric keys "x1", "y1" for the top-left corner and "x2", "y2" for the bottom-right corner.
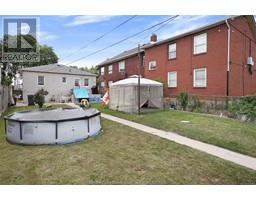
[
  {"x1": 21, "y1": 63, "x2": 97, "y2": 76},
  {"x1": 97, "y1": 43, "x2": 150, "y2": 67}
]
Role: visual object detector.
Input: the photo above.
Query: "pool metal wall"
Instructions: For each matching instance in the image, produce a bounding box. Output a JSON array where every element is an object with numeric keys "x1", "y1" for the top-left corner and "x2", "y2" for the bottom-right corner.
[{"x1": 4, "y1": 111, "x2": 101, "y2": 145}]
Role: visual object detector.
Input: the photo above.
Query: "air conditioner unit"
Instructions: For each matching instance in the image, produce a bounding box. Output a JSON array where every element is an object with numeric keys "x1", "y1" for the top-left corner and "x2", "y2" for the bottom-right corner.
[{"x1": 247, "y1": 56, "x2": 254, "y2": 66}]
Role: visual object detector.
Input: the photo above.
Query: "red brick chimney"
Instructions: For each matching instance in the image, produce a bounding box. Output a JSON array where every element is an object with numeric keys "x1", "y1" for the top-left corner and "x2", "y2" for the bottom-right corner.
[{"x1": 150, "y1": 34, "x2": 157, "y2": 43}]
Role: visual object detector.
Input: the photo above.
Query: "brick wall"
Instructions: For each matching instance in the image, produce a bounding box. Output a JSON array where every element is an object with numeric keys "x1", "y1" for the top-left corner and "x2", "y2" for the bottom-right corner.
[
  {"x1": 99, "y1": 53, "x2": 143, "y2": 92},
  {"x1": 144, "y1": 16, "x2": 256, "y2": 98},
  {"x1": 144, "y1": 23, "x2": 229, "y2": 98},
  {"x1": 229, "y1": 17, "x2": 256, "y2": 96}
]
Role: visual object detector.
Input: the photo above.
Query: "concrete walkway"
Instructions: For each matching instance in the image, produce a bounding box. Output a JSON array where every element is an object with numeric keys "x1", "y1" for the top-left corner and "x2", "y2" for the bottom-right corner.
[{"x1": 68, "y1": 103, "x2": 256, "y2": 171}]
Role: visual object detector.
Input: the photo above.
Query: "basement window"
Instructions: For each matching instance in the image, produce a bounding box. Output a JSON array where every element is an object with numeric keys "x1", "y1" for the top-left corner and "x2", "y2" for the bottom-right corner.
[
  {"x1": 193, "y1": 68, "x2": 207, "y2": 87},
  {"x1": 194, "y1": 33, "x2": 207, "y2": 54},
  {"x1": 149, "y1": 61, "x2": 157, "y2": 70}
]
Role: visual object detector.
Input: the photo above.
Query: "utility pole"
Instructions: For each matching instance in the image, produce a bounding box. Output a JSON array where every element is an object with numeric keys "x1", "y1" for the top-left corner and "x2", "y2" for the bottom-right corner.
[{"x1": 137, "y1": 44, "x2": 141, "y2": 115}]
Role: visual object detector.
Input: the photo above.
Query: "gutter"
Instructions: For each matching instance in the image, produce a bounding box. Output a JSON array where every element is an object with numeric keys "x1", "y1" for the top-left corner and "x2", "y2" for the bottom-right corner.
[{"x1": 225, "y1": 19, "x2": 231, "y2": 97}]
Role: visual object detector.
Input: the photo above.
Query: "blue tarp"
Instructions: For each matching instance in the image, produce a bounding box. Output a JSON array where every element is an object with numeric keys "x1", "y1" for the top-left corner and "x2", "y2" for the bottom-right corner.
[
  {"x1": 73, "y1": 88, "x2": 89, "y2": 99},
  {"x1": 89, "y1": 94, "x2": 101, "y2": 103}
]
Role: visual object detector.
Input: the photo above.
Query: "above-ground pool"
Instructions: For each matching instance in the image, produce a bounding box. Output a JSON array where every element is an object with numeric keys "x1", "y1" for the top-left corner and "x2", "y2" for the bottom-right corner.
[{"x1": 4, "y1": 107, "x2": 101, "y2": 145}]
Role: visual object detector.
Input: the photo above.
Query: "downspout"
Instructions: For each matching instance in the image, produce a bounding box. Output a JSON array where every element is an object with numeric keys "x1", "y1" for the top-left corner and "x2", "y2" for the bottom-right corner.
[{"x1": 225, "y1": 19, "x2": 231, "y2": 97}]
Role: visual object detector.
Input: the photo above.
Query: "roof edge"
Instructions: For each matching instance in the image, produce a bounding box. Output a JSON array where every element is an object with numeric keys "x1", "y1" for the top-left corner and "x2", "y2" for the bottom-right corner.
[
  {"x1": 96, "y1": 49, "x2": 144, "y2": 68},
  {"x1": 144, "y1": 16, "x2": 241, "y2": 49},
  {"x1": 21, "y1": 69, "x2": 97, "y2": 77}
]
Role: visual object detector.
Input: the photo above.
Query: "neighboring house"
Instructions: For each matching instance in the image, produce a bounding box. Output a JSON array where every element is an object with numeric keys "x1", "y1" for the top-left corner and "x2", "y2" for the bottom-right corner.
[
  {"x1": 96, "y1": 34, "x2": 157, "y2": 93},
  {"x1": 13, "y1": 73, "x2": 23, "y2": 90},
  {"x1": 97, "y1": 15, "x2": 256, "y2": 99},
  {"x1": 21, "y1": 64, "x2": 97, "y2": 103},
  {"x1": 144, "y1": 15, "x2": 256, "y2": 98}
]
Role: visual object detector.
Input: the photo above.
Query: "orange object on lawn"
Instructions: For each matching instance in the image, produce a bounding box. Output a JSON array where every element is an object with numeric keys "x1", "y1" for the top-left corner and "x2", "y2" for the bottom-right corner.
[{"x1": 102, "y1": 91, "x2": 109, "y2": 105}]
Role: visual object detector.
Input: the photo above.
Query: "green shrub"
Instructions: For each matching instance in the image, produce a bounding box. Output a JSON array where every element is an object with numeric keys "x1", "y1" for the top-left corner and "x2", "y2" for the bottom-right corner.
[
  {"x1": 1, "y1": 75, "x2": 12, "y2": 86},
  {"x1": 177, "y1": 92, "x2": 189, "y2": 110},
  {"x1": 229, "y1": 96, "x2": 256, "y2": 121},
  {"x1": 33, "y1": 89, "x2": 49, "y2": 108},
  {"x1": 188, "y1": 95, "x2": 201, "y2": 111}
]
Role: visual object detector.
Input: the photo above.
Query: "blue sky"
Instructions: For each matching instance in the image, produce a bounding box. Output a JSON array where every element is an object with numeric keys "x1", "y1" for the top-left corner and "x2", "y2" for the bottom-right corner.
[{"x1": 0, "y1": 15, "x2": 233, "y2": 67}]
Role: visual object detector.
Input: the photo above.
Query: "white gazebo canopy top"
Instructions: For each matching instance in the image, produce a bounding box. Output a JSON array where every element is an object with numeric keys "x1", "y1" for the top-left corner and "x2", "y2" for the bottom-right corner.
[{"x1": 111, "y1": 75, "x2": 163, "y2": 87}]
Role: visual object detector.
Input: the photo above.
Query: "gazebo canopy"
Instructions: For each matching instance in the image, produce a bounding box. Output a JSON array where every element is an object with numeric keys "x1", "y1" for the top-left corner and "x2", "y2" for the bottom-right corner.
[{"x1": 111, "y1": 76, "x2": 162, "y2": 87}]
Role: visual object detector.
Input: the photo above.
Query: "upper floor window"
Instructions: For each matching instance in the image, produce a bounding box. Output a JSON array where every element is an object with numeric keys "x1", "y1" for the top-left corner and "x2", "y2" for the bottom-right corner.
[
  {"x1": 62, "y1": 77, "x2": 67, "y2": 83},
  {"x1": 38, "y1": 76, "x2": 44, "y2": 86},
  {"x1": 148, "y1": 61, "x2": 157, "y2": 70},
  {"x1": 168, "y1": 43, "x2": 176, "y2": 59},
  {"x1": 118, "y1": 61, "x2": 125, "y2": 72},
  {"x1": 84, "y1": 78, "x2": 89, "y2": 86},
  {"x1": 194, "y1": 33, "x2": 207, "y2": 54},
  {"x1": 168, "y1": 71, "x2": 177, "y2": 88},
  {"x1": 75, "y1": 79, "x2": 80, "y2": 87},
  {"x1": 108, "y1": 65, "x2": 113, "y2": 74},
  {"x1": 101, "y1": 67, "x2": 105, "y2": 75},
  {"x1": 193, "y1": 68, "x2": 207, "y2": 87}
]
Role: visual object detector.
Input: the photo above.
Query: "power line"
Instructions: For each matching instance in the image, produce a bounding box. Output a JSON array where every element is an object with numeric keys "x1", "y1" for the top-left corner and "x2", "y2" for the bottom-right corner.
[
  {"x1": 59, "y1": 15, "x2": 137, "y2": 61},
  {"x1": 134, "y1": 15, "x2": 177, "y2": 45},
  {"x1": 66, "y1": 15, "x2": 179, "y2": 65}
]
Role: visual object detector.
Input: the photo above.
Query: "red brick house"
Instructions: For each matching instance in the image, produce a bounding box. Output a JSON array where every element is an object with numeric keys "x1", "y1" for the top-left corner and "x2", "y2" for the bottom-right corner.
[
  {"x1": 97, "y1": 47, "x2": 143, "y2": 93},
  {"x1": 96, "y1": 35, "x2": 157, "y2": 94},
  {"x1": 144, "y1": 15, "x2": 256, "y2": 98},
  {"x1": 97, "y1": 16, "x2": 256, "y2": 98},
  {"x1": 97, "y1": 48, "x2": 144, "y2": 93}
]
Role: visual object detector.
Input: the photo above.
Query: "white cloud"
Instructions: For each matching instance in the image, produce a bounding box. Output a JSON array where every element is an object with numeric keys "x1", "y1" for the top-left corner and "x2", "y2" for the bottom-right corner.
[
  {"x1": 39, "y1": 31, "x2": 58, "y2": 41},
  {"x1": 65, "y1": 15, "x2": 113, "y2": 27},
  {"x1": 18, "y1": 24, "x2": 57, "y2": 42},
  {"x1": 154, "y1": 16, "x2": 210, "y2": 40}
]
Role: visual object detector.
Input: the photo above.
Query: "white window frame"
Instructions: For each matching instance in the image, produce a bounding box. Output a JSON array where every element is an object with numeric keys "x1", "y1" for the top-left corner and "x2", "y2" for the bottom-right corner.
[
  {"x1": 84, "y1": 78, "x2": 89, "y2": 86},
  {"x1": 38, "y1": 76, "x2": 44, "y2": 86},
  {"x1": 194, "y1": 33, "x2": 207, "y2": 55},
  {"x1": 62, "y1": 77, "x2": 67, "y2": 84},
  {"x1": 108, "y1": 81, "x2": 113, "y2": 87},
  {"x1": 101, "y1": 81, "x2": 105, "y2": 87},
  {"x1": 108, "y1": 65, "x2": 113, "y2": 74},
  {"x1": 118, "y1": 61, "x2": 125, "y2": 72},
  {"x1": 168, "y1": 43, "x2": 176, "y2": 59},
  {"x1": 148, "y1": 60, "x2": 157, "y2": 70},
  {"x1": 193, "y1": 68, "x2": 207, "y2": 88},
  {"x1": 167, "y1": 71, "x2": 177, "y2": 88},
  {"x1": 101, "y1": 67, "x2": 105, "y2": 75},
  {"x1": 75, "y1": 79, "x2": 80, "y2": 87}
]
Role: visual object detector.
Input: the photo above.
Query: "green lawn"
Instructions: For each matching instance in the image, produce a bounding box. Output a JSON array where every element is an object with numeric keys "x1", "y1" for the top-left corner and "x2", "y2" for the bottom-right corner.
[
  {"x1": 91, "y1": 103, "x2": 256, "y2": 157},
  {"x1": 0, "y1": 105, "x2": 256, "y2": 184}
]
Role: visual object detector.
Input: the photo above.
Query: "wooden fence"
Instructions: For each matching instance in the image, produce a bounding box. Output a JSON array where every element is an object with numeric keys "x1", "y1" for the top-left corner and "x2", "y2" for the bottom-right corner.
[{"x1": 0, "y1": 85, "x2": 9, "y2": 115}]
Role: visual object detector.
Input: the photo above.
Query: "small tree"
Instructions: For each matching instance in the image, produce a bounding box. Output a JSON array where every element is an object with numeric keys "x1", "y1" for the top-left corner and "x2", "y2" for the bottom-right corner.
[
  {"x1": 177, "y1": 92, "x2": 189, "y2": 111},
  {"x1": 33, "y1": 89, "x2": 48, "y2": 108}
]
